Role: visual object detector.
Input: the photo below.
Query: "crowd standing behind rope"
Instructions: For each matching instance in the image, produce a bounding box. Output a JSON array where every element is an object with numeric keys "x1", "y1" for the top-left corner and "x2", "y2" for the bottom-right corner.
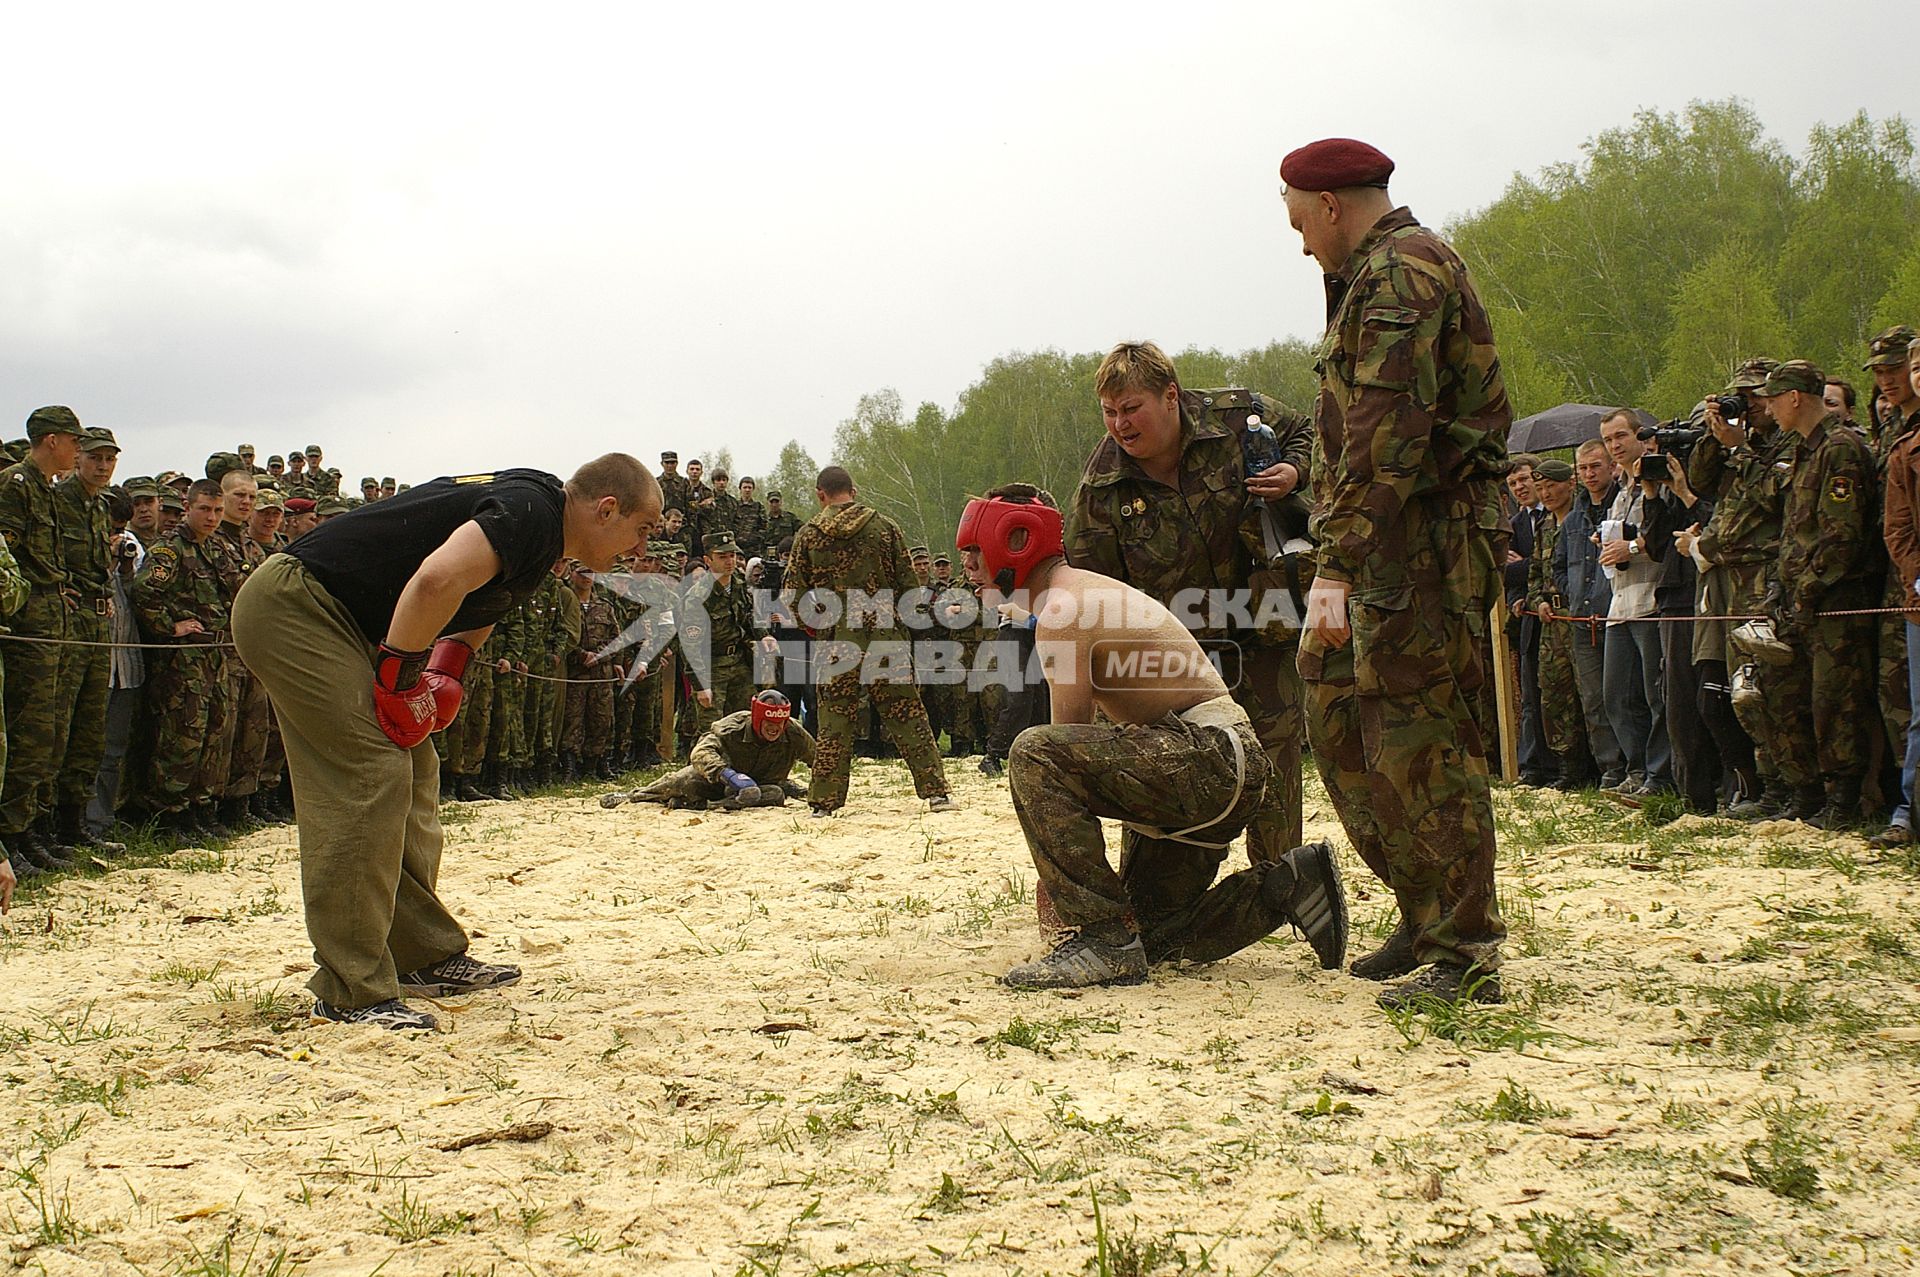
[{"x1": 1, "y1": 325, "x2": 1916, "y2": 912}]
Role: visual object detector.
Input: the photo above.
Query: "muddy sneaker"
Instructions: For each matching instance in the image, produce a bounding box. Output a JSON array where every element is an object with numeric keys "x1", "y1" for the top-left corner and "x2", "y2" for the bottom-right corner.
[
  {"x1": 1349, "y1": 922, "x2": 1419, "y2": 981},
  {"x1": 1001, "y1": 922, "x2": 1147, "y2": 990},
  {"x1": 311, "y1": 998, "x2": 438, "y2": 1031},
  {"x1": 600, "y1": 791, "x2": 636, "y2": 809},
  {"x1": 1376, "y1": 962, "x2": 1502, "y2": 1010},
  {"x1": 1867, "y1": 823, "x2": 1916, "y2": 850},
  {"x1": 1270, "y1": 840, "x2": 1348, "y2": 970},
  {"x1": 398, "y1": 954, "x2": 522, "y2": 997},
  {"x1": 927, "y1": 795, "x2": 957, "y2": 813}
]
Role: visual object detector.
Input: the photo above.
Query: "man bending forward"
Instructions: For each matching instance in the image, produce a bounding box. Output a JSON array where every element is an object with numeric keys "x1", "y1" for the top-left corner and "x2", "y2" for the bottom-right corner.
[{"x1": 957, "y1": 486, "x2": 1347, "y2": 989}]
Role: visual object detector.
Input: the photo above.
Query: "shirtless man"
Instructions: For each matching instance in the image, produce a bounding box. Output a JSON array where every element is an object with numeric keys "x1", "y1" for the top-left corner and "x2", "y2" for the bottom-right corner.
[{"x1": 957, "y1": 486, "x2": 1348, "y2": 989}]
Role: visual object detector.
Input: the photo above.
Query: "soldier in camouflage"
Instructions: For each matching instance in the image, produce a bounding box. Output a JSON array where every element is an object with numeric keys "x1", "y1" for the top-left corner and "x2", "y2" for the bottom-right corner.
[
  {"x1": 680, "y1": 535, "x2": 762, "y2": 737},
  {"x1": 50, "y1": 427, "x2": 127, "y2": 853},
  {"x1": 563, "y1": 560, "x2": 620, "y2": 778},
  {"x1": 1873, "y1": 332, "x2": 1920, "y2": 849},
  {"x1": 0, "y1": 530, "x2": 29, "y2": 897},
  {"x1": 781, "y1": 466, "x2": 951, "y2": 815},
  {"x1": 210, "y1": 464, "x2": 275, "y2": 829},
  {"x1": 763, "y1": 491, "x2": 802, "y2": 551},
  {"x1": 0, "y1": 407, "x2": 85, "y2": 873},
  {"x1": 1523, "y1": 459, "x2": 1586, "y2": 780},
  {"x1": 734, "y1": 477, "x2": 768, "y2": 558},
  {"x1": 1281, "y1": 138, "x2": 1508, "y2": 1006},
  {"x1": 611, "y1": 690, "x2": 814, "y2": 810},
  {"x1": 1761, "y1": 362, "x2": 1881, "y2": 828},
  {"x1": 1070, "y1": 349, "x2": 1314, "y2": 877}
]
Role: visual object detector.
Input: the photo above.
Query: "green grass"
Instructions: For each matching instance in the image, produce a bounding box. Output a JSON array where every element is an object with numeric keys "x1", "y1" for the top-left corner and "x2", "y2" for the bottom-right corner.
[
  {"x1": 167, "y1": 1227, "x2": 301, "y2": 1276},
  {"x1": 1519, "y1": 1210, "x2": 1631, "y2": 1276},
  {"x1": 1743, "y1": 1096, "x2": 1824, "y2": 1202},
  {"x1": 1459, "y1": 1079, "x2": 1571, "y2": 1123},
  {"x1": 991, "y1": 1013, "x2": 1121, "y2": 1059},
  {"x1": 375, "y1": 1182, "x2": 469, "y2": 1241}
]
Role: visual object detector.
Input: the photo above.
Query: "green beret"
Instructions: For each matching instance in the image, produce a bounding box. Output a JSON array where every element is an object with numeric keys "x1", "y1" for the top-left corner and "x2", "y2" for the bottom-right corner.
[
  {"x1": 1534, "y1": 458, "x2": 1575, "y2": 482},
  {"x1": 1755, "y1": 360, "x2": 1825, "y2": 398},
  {"x1": 25, "y1": 406, "x2": 83, "y2": 440}
]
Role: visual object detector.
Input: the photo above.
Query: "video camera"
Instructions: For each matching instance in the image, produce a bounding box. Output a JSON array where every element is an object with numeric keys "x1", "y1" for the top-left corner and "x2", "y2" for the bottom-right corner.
[{"x1": 1636, "y1": 421, "x2": 1705, "y2": 460}]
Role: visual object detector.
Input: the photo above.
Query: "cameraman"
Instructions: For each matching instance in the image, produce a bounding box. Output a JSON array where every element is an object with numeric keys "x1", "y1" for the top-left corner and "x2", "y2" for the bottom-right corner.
[{"x1": 1596, "y1": 411, "x2": 1672, "y2": 796}]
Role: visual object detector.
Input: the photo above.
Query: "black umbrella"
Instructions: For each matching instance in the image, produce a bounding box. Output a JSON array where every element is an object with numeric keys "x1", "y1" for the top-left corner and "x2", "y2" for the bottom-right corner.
[{"x1": 1508, "y1": 403, "x2": 1655, "y2": 454}]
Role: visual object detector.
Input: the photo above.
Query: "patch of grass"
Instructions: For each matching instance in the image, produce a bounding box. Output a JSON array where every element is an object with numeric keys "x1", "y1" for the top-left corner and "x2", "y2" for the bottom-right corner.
[
  {"x1": 168, "y1": 1225, "x2": 301, "y2": 1276},
  {"x1": 920, "y1": 1172, "x2": 968, "y2": 1215},
  {"x1": 1518, "y1": 1209, "x2": 1630, "y2": 1276},
  {"x1": 990, "y1": 1014, "x2": 1120, "y2": 1059},
  {"x1": 50, "y1": 1068, "x2": 149, "y2": 1115},
  {"x1": 155, "y1": 960, "x2": 228, "y2": 987},
  {"x1": 1084, "y1": 1186, "x2": 1201, "y2": 1277},
  {"x1": 376, "y1": 1182, "x2": 470, "y2": 1241},
  {"x1": 1638, "y1": 788, "x2": 1684, "y2": 826},
  {"x1": 15, "y1": 1179, "x2": 89, "y2": 1247},
  {"x1": 1459, "y1": 1079, "x2": 1570, "y2": 1124},
  {"x1": 1743, "y1": 1096, "x2": 1824, "y2": 1202},
  {"x1": 1381, "y1": 983, "x2": 1566, "y2": 1053},
  {"x1": 944, "y1": 873, "x2": 1031, "y2": 938}
]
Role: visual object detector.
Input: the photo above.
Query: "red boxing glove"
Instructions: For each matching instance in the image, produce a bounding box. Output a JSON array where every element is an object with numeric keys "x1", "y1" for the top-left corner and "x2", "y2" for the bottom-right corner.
[
  {"x1": 423, "y1": 638, "x2": 475, "y2": 730},
  {"x1": 372, "y1": 643, "x2": 436, "y2": 749}
]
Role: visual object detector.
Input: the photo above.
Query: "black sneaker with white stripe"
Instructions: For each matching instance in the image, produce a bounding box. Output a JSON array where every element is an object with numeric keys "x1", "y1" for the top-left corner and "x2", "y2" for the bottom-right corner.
[
  {"x1": 1274, "y1": 840, "x2": 1349, "y2": 970},
  {"x1": 398, "y1": 953, "x2": 522, "y2": 997},
  {"x1": 1001, "y1": 921, "x2": 1148, "y2": 990},
  {"x1": 311, "y1": 998, "x2": 438, "y2": 1031}
]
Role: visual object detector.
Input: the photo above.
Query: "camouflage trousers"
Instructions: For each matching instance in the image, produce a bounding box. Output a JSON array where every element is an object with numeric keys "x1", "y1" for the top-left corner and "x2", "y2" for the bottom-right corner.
[
  {"x1": 637, "y1": 766, "x2": 730, "y2": 804},
  {"x1": 1718, "y1": 561, "x2": 1810, "y2": 789},
  {"x1": 564, "y1": 667, "x2": 616, "y2": 756},
  {"x1": 1009, "y1": 710, "x2": 1293, "y2": 964},
  {"x1": 524, "y1": 669, "x2": 560, "y2": 764},
  {"x1": 54, "y1": 606, "x2": 112, "y2": 809},
  {"x1": 809, "y1": 641, "x2": 947, "y2": 810},
  {"x1": 445, "y1": 660, "x2": 494, "y2": 776},
  {"x1": 225, "y1": 663, "x2": 274, "y2": 798},
  {"x1": 1298, "y1": 556, "x2": 1504, "y2": 968},
  {"x1": 1, "y1": 591, "x2": 69, "y2": 834},
  {"x1": 688, "y1": 660, "x2": 753, "y2": 739},
  {"x1": 1776, "y1": 612, "x2": 1876, "y2": 800},
  {"x1": 487, "y1": 672, "x2": 525, "y2": 768},
  {"x1": 146, "y1": 647, "x2": 236, "y2": 812},
  {"x1": 1538, "y1": 617, "x2": 1583, "y2": 757},
  {"x1": 1879, "y1": 613, "x2": 1908, "y2": 783},
  {"x1": 1231, "y1": 643, "x2": 1305, "y2": 862}
]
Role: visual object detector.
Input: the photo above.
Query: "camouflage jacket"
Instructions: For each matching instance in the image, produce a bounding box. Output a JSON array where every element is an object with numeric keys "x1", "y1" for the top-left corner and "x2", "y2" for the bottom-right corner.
[
  {"x1": 783, "y1": 501, "x2": 917, "y2": 648},
  {"x1": 133, "y1": 529, "x2": 229, "y2": 642},
  {"x1": 1310, "y1": 207, "x2": 1510, "y2": 590},
  {"x1": 733, "y1": 498, "x2": 767, "y2": 553},
  {"x1": 1688, "y1": 420, "x2": 1779, "y2": 504},
  {"x1": 55, "y1": 479, "x2": 114, "y2": 600},
  {"x1": 0, "y1": 461, "x2": 68, "y2": 590},
  {"x1": 211, "y1": 520, "x2": 265, "y2": 602},
  {"x1": 1068, "y1": 387, "x2": 1311, "y2": 646},
  {"x1": 492, "y1": 599, "x2": 529, "y2": 669},
  {"x1": 523, "y1": 573, "x2": 569, "y2": 670},
  {"x1": 657, "y1": 471, "x2": 692, "y2": 516},
  {"x1": 0, "y1": 531, "x2": 28, "y2": 623},
  {"x1": 764, "y1": 507, "x2": 802, "y2": 550},
  {"x1": 681, "y1": 569, "x2": 756, "y2": 670},
  {"x1": 1777, "y1": 416, "x2": 1880, "y2": 623},
  {"x1": 691, "y1": 710, "x2": 816, "y2": 785},
  {"x1": 574, "y1": 593, "x2": 621, "y2": 669},
  {"x1": 696, "y1": 491, "x2": 740, "y2": 548},
  {"x1": 1693, "y1": 427, "x2": 1793, "y2": 571},
  {"x1": 1524, "y1": 509, "x2": 1566, "y2": 614}
]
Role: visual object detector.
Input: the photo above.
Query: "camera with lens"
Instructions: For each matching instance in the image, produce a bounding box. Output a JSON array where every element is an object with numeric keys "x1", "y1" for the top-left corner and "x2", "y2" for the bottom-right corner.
[
  {"x1": 1712, "y1": 392, "x2": 1747, "y2": 420},
  {"x1": 1636, "y1": 421, "x2": 1704, "y2": 461}
]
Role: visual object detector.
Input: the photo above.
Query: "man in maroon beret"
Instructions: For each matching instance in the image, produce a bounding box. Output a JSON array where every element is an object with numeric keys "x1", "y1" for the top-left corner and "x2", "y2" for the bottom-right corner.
[
  {"x1": 282, "y1": 496, "x2": 320, "y2": 542},
  {"x1": 1279, "y1": 138, "x2": 1513, "y2": 1007}
]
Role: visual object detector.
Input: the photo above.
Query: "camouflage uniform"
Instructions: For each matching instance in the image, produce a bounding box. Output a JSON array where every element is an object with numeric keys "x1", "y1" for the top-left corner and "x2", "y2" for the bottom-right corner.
[
  {"x1": 0, "y1": 533, "x2": 31, "y2": 787},
  {"x1": 763, "y1": 501, "x2": 802, "y2": 551},
  {"x1": 1772, "y1": 404, "x2": 1880, "y2": 812},
  {"x1": 1524, "y1": 511, "x2": 1583, "y2": 758},
  {"x1": 1068, "y1": 386, "x2": 1312, "y2": 862},
  {"x1": 657, "y1": 467, "x2": 691, "y2": 517},
  {"x1": 1866, "y1": 328, "x2": 1919, "y2": 798},
  {"x1": 549, "y1": 576, "x2": 583, "y2": 759},
  {"x1": 565, "y1": 588, "x2": 620, "y2": 761},
  {"x1": 635, "y1": 710, "x2": 815, "y2": 804},
  {"x1": 132, "y1": 528, "x2": 234, "y2": 812},
  {"x1": 445, "y1": 626, "x2": 498, "y2": 781},
  {"x1": 680, "y1": 565, "x2": 756, "y2": 736},
  {"x1": 485, "y1": 601, "x2": 529, "y2": 778},
  {"x1": 1297, "y1": 206, "x2": 1508, "y2": 972},
  {"x1": 734, "y1": 494, "x2": 768, "y2": 558},
  {"x1": 519, "y1": 573, "x2": 567, "y2": 769},
  {"x1": 783, "y1": 501, "x2": 948, "y2": 809},
  {"x1": 212, "y1": 521, "x2": 269, "y2": 801},
  {"x1": 52, "y1": 473, "x2": 115, "y2": 814},
  {"x1": 0, "y1": 445, "x2": 72, "y2": 839}
]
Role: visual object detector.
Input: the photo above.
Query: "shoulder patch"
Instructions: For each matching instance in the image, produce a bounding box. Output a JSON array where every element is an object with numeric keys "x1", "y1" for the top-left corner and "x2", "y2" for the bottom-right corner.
[{"x1": 1828, "y1": 475, "x2": 1855, "y2": 503}]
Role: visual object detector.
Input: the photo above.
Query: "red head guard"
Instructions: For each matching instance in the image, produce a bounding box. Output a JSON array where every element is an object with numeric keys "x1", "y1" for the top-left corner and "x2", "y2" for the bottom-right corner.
[
  {"x1": 956, "y1": 493, "x2": 1064, "y2": 592},
  {"x1": 750, "y1": 689, "x2": 792, "y2": 736}
]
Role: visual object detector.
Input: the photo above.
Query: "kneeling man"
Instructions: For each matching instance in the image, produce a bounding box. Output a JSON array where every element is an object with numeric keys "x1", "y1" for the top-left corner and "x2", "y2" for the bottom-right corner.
[
  {"x1": 957, "y1": 486, "x2": 1347, "y2": 989},
  {"x1": 608, "y1": 689, "x2": 814, "y2": 811}
]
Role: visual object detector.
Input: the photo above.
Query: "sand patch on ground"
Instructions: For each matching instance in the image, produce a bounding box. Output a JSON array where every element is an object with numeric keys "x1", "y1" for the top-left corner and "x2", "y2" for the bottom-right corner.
[{"x1": 4, "y1": 763, "x2": 1920, "y2": 1275}]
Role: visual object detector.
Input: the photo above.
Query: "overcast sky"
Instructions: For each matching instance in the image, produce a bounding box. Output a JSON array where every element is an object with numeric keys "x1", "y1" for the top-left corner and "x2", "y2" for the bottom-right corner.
[{"x1": 1, "y1": 1, "x2": 1907, "y2": 486}]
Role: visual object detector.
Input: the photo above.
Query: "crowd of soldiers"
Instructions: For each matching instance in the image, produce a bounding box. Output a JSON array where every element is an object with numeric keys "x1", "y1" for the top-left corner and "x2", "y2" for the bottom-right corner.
[{"x1": 1504, "y1": 326, "x2": 1920, "y2": 847}]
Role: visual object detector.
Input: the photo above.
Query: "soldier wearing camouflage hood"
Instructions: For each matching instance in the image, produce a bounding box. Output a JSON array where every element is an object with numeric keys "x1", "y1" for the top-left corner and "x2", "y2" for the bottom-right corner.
[
  {"x1": 1762, "y1": 361, "x2": 1881, "y2": 828},
  {"x1": 0, "y1": 407, "x2": 85, "y2": 873},
  {"x1": 1281, "y1": 138, "x2": 1509, "y2": 1006},
  {"x1": 1069, "y1": 343, "x2": 1314, "y2": 870},
  {"x1": 780, "y1": 466, "x2": 951, "y2": 815}
]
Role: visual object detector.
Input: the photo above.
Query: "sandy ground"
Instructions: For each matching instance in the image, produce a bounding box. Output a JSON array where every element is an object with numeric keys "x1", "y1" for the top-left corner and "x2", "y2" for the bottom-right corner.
[{"x1": 3, "y1": 759, "x2": 1920, "y2": 1277}]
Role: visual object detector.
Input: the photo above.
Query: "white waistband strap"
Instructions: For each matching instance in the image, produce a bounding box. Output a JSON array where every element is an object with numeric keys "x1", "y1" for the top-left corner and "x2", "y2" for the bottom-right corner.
[{"x1": 1121, "y1": 706, "x2": 1250, "y2": 851}]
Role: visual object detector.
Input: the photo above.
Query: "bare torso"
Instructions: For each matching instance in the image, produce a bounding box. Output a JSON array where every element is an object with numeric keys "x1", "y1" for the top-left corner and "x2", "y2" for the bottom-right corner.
[{"x1": 1027, "y1": 563, "x2": 1228, "y2": 725}]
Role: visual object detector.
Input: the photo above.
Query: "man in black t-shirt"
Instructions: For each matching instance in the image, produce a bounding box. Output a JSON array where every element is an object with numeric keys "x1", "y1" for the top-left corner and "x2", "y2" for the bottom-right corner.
[{"x1": 232, "y1": 455, "x2": 661, "y2": 1031}]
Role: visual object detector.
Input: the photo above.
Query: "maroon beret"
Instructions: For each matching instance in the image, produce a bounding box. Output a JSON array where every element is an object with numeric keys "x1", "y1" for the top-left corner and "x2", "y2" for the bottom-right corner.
[
  {"x1": 1280, "y1": 138, "x2": 1395, "y2": 192},
  {"x1": 283, "y1": 497, "x2": 317, "y2": 514}
]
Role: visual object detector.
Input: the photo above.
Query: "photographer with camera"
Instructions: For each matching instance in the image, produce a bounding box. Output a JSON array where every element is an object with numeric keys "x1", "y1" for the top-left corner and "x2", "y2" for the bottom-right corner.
[
  {"x1": 1595, "y1": 411, "x2": 1672, "y2": 796},
  {"x1": 1686, "y1": 358, "x2": 1807, "y2": 819}
]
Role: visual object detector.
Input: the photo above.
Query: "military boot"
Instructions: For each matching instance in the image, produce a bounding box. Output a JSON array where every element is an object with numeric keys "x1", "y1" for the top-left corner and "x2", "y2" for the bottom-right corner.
[
  {"x1": 595, "y1": 754, "x2": 618, "y2": 780},
  {"x1": 1783, "y1": 784, "x2": 1827, "y2": 824},
  {"x1": 219, "y1": 797, "x2": 255, "y2": 833},
  {"x1": 56, "y1": 804, "x2": 126, "y2": 857},
  {"x1": 192, "y1": 802, "x2": 231, "y2": 840},
  {"x1": 32, "y1": 814, "x2": 79, "y2": 858},
  {"x1": 17, "y1": 827, "x2": 74, "y2": 871},
  {"x1": 1349, "y1": 920, "x2": 1420, "y2": 980},
  {"x1": 560, "y1": 752, "x2": 580, "y2": 783},
  {"x1": 1728, "y1": 775, "x2": 1788, "y2": 821},
  {"x1": 1809, "y1": 780, "x2": 1863, "y2": 832},
  {"x1": 6, "y1": 841, "x2": 43, "y2": 883}
]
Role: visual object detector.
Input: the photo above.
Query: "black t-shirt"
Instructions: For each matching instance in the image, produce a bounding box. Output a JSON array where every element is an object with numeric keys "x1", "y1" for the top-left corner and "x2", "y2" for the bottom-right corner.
[{"x1": 285, "y1": 469, "x2": 567, "y2": 644}]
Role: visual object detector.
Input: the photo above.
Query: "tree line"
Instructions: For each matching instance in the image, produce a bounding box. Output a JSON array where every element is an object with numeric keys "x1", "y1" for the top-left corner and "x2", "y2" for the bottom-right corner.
[{"x1": 746, "y1": 99, "x2": 1918, "y2": 554}]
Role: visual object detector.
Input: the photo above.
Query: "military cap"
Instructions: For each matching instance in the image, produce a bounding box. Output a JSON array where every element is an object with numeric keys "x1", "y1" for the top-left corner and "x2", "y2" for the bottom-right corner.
[
  {"x1": 286, "y1": 445, "x2": 304, "y2": 459},
  {"x1": 123, "y1": 475, "x2": 160, "y2": 498},
  {"x1": 360, "y1": 476, "x2": 379, "y2": 489},
  {"x1": 909, "y1": 545, "x2": 930, "y2": 558},
  {"x1": 1865, "y1": 325, "x2": 1918, "y2": 369},
  {"x1": 25, "y1": 406, "x2": 84, "y2": 440},
  {"x1": 705, "y1": 535, "x2": 741, "y2": 556},
  {"x1": 327, "y1": 467, "x2": 342, "y2": 478},
  {"x1": 283, "y1": 496, "x2": 317, "y2": 514},
  {"x1": 381, "y1": 476, "x2": 395, "y2": 486},
  {"x1": 767, "y1": 490, "x2": 782, "y2": 501},
  {"x1": 255, "y1": 488, "x2": 285, "y2": 510},
  {"x1": 238, "y1": 442, "x2": 256, "y2": 456},
  {"x1": 159, "y1": 490, "x2": 186, "y2": 512},
  {"x1": 661, "y1": 450, "x2": 678, "y2": 461},
  {"x1": 3, "y1": 439, "x2": 28, "y2": 463},
  {"x1": 1534, "y1": 458, "x2": 1575, "y2": 482},
  {"x1": 267, "y1": 454, "x2": 285, "y2": 466},
  {"x1": 205, "y1": 451, "x2": 245, "y2": 481},
  {"x1": 79, "y1": 426, "x2": 120, "y2": 452},
  {"x1": 1724, "y1": 357, "x2": 1779, "y2": 392},
  {"x1": 1754, "y1": 360, "x2": 1826, "y2": 398},
  {"x1": 345, "y1": 496, "x2": 364, "y2": 509},
  {"x1": 1280, "y1": 138, "x2": 1395, "y2": 191},
  {"x1": 161, "y1": 471, "x2": 192, "y2": 490},
  {"x1": 932, "y1": 553, "x2": 951, "y2": 565},
  {"x1": 397, "y1": 483, "x2": 410, "y2": 493},
  {"x1": 642, "y1": 541, "x2": 673, "y2": 557},
  {"x1": 317, "y1": 497, "x2": 352, "y2": 516},
  {"x1": 304, "y1": 444, "x2": 323, "y2": 457}
]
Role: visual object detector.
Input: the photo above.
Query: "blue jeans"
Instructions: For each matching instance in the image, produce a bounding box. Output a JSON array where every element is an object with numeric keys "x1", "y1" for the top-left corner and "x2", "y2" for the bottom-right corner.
[
  {"x1": 1899, "y1": 620, "x2": 1920, "y2": 828},
  {"x1": 1603, "y1": 620, "x2": 1671, "y2": 787}
]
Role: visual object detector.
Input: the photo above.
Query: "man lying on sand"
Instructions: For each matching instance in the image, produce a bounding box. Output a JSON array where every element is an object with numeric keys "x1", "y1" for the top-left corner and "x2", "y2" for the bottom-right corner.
[
  {"x1": 956, "y1": 485, "x2": 1348, "y2": 989},
  {"x1": 603, "y1": 689, "x2": 813, "y2": 811}
]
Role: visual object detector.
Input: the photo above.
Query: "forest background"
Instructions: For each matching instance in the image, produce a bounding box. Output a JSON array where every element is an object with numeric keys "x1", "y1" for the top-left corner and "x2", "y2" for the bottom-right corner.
[{"x1": 717, "y1": 100, "x2": 1920, "y2": 554}]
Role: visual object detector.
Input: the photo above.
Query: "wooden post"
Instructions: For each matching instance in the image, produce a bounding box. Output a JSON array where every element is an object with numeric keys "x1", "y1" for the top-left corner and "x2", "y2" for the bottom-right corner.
[
  {"x1": 657, "y1": 658, "x2": 676, "y2": 762},
  {"x1": 1489, "y1": 602, "x2": 1519, "y2": 782}
]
